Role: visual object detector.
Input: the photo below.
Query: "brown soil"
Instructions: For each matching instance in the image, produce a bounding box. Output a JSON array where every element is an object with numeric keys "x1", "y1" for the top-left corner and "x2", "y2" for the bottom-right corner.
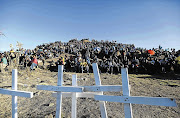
[{"x1": 0, "y1": 67, "x2": 180, "y2": 118}]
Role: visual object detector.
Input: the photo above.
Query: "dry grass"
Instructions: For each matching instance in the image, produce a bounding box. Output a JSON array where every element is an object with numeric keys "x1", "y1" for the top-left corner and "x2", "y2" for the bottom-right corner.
[{"x1": 0, "y1": 68, "x2": 180, "y2": 118}]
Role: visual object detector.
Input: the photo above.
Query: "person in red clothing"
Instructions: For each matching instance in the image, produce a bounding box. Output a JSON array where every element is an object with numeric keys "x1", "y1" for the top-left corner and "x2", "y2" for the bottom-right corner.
[{"x1": 30, "y1": 55, "x2": 38, "y2": 70}]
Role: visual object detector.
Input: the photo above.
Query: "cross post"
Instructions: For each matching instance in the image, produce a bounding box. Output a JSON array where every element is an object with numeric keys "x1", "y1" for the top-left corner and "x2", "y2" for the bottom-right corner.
[
  {"x1": 0, "y1": 69, "x2": 33, "y2": 118},
  {"x1": 72, "y1": 74, "x2": 77, "y2": 118},
  {"x1": 56, "y1": 65, "x2": 63, "y2": 118},
  {"x1": 37, "y1": 65, "x2": 84, "y2": 118},
  {"x1": 121, "y1": 68, "x2": 133, "y2": 118},
  {"x1": 95, "y1": 68, "x2": 177, "y2": 118},
  {"x1": 92, "y1": 63, "x2": 107, "y2": 118},
  {"x1": 12, "y1": 69, "x2": 18, "y2": 118}
]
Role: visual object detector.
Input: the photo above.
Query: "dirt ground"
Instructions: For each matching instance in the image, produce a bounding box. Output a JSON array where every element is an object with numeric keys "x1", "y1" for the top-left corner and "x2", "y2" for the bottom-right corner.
[{"x1": 0, "y1": 65, "x2": 180, "y2": 118}]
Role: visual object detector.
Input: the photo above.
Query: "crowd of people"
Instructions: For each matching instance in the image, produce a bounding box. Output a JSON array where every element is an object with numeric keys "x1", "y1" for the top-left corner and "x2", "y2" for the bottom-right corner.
[{"x1": 0, "y1": 39, "x2": 180, "y2": 75}]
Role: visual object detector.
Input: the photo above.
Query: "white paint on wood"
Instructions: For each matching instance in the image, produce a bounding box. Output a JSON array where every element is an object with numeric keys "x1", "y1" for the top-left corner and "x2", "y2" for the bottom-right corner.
[
  {"x1": 12, "y1": 69, "x2": 18, "y2": 118},
  {"x1": 58, "y1": 65, "x2": 63, "y2": 86},
  {"x1": 52, "y1": 92, "x2": 102, "y2": 98},
  {"x1": 83, "y1": 85, "x2": 122, "y2": 92},
  {"x1": 74, "y1": 92, "x2": 102, "y2": 98},
  {"x1": 56, "y1": 92, "x2": 62, "y2": 118},
  {"x1": 56, "y1": 65, "x2": 63, "y2": 118},
  {"x1": 121, "y1": 68, "x2": 133, "y2": 118},
  {"x1": 72, "y1": 74, "x2": 77, "y2": 87},
  {"x1": 94, "y1": 95, "x2": 177, "y2": 107},
  {"x1": 92, "y1": 63, "x2": 107, "y2": 118},
  {"x1": 37, "y1": 85, "x2": 83, "y2": 92},
  {"x1": 72, "y1": 74, "x2": 77, "y2": 118},
  {"x1": 51, "y1": 85, "x2": 122, "y2": 92},
  {"x1": 92, "y1": 63, "x2": 101, "y2": 86},
  {"x1": 121, "y1": 68, "x2": 130, "y2": 96},
  {"x1": 124, "y1": 104, "x2": 132, "y2": 118},
  {"x1": 0, "y1": 88, "x2": 33, "y2": 98}
]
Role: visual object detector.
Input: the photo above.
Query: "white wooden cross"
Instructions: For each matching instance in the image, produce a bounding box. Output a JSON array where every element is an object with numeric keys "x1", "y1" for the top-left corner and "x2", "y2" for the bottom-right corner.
[
  {"x1": 38, "y1": 64, "x2": 123, "y2": 118},
  {"x1": 95, "y1": 68, "x2": 177, "y2": 118},
  {"x1": 52, "y1": 74, "x2": 102, "y2": 118},
  {"x1": 92, "y1": 63, "x2": 107, "y2": 118},
  {"x1": 37, "y1": 65, "x2": 84, "y2": 118},
  {"x1": 0, "y1": 69, "x2": 33, "y2": 118}
]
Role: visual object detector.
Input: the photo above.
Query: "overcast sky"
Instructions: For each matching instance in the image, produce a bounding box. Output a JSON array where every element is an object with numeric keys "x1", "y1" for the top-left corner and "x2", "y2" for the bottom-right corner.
[{"x1": 0, "y1": 0, "x2": 180, "y2": 51}]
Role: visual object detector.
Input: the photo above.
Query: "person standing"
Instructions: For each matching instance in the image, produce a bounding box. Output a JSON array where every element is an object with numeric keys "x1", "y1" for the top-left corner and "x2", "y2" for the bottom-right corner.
[
  {"x1": 30, "y1": 55, "x2": 38, "y2": 70},
  {"x1": 0, "y1": 54, "x2": 7, "y2": 72}
]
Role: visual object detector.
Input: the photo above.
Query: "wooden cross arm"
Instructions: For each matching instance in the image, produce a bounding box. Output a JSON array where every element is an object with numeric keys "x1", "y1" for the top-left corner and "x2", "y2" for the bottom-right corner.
[
  {"x1": 0, "y1": 88, "x2": 33, "y2": 98},
  {"x1": 82, "y1": 85, "x2": 122, "y2": 92},
  {"x1": 52, "y1": 92, "x2": 102, "y2": 98},
  {"x1": 37, "y1": 85, "x2": 83, "y2": 92},
  {"x1": 95, "y1": 95, "x2": 177, "y2": 107}
]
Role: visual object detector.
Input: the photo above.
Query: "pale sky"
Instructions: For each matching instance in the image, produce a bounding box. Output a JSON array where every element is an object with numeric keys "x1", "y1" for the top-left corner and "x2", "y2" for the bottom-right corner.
[{"x1": 0, "y1": 0, "x2": 180, "y2": 51}]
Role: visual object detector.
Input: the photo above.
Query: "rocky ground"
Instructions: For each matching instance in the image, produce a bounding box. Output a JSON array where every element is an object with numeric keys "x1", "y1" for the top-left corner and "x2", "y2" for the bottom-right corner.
[{"x1": 0, "y1": 65, "x2": 180, "y2": 118}]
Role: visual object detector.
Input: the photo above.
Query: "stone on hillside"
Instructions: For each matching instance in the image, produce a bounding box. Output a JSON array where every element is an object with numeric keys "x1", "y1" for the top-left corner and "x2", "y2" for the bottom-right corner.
[{"x1": 45, "y1": 114, "x2": 53, "y2": 118}]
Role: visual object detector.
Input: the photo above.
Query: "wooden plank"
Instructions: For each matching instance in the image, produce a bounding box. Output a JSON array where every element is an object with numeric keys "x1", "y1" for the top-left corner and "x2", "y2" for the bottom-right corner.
[
  {"x1": 37, "y1": 85, "x2": 83, "y2": 92},
  {"x1": 92, "y1": 63, "x2": 107, "y2": 118},
  {"x1": 56, "y1": 92, "x2": 62, "y2": 118},
  {"x1": 51, "y1": 85, "x2": 122, "y2": 93},
  {"x1": 121, "y1": 68, "x2": 133, "y2": 118},
  {"x1": 12, "y1": 69, "x2": 18, "y2": 118},
  {"x1": 94, "y1": 95, "x2": 177, "y2": 107},
  {"x1": 83, "y1": 85, "x2": 122, "y2": 92},
  {"x1": 56, "y1": 65, "x2": 63, "y2": 118},
  {"x1": 93, "y1": 63, "x2": 101, "y2": 86},
  {"x1": 75, "y1": 92, "x2": 102, "y2": 98},
  {"x1": 72, "y1": 74, "x2": 77, "y2": 118},
  {"x1": 121, "y1": 68, "x2": 130, "y2": 96},
  {"x1": 0, "y1": 88, "x2": 33, "y2": 98},
  {"x1": 58, "y1": 65, "x2": 63, "y2": 86},
  {"x1": 52, "y1": 92, "x2": 102, "y2": 98}
]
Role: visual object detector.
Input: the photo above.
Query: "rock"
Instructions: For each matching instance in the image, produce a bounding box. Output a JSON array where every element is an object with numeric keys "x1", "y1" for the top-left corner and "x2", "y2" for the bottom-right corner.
[
  {"x1": 49, "y1": 103, "x2": 55, "y2": 107},
  {"x1": 157, "y1": 95, "x2": 162, "y2": 97},
  {"x1": 45, "y1": 114, "x2": 53, "y2": 118},
  {"x1": 42, "y1": 103, "x2": 49, "y2": 106},
  {"x1": 40, "y1": 80, "x2": 45, "y2": 83},
  {"x1": 33, "y1": 91, "x2": 39, "y2": 96},
  {"x1": 81, "y1": 78, "x2": 87, "y2": 81},
  {"x1": 31, "y1": 84, "x2": 36, "y2": 88}
]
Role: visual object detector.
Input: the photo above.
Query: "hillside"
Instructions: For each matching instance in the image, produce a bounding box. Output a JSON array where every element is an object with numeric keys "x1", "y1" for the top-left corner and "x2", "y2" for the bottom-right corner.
[{"x1": 0, "y1": 67, "x2": 180, "y2": 118}]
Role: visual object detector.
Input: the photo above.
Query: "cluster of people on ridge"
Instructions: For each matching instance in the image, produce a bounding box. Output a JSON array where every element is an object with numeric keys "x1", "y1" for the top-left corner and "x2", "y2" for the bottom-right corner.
[{"x1": 0, "y1": 39, "x2": 180, "y2": 75}]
